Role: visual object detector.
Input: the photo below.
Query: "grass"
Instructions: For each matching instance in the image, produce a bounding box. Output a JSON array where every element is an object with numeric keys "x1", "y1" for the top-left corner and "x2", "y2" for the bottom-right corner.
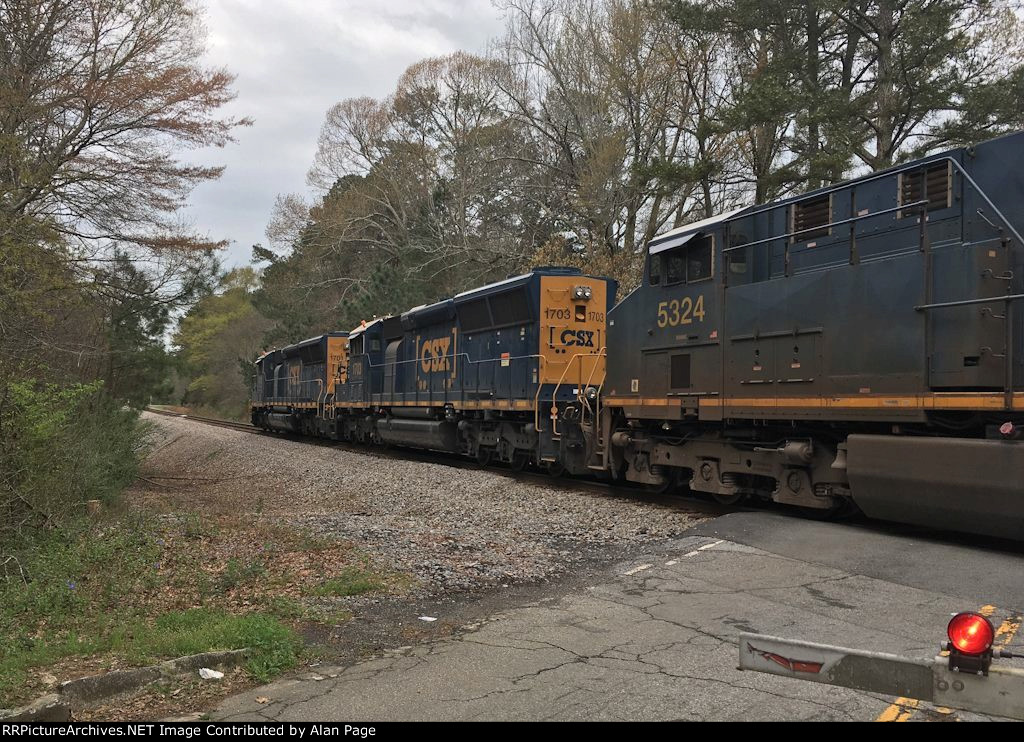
[
  {"x1": 218, "y1": 558, "x2": 267, "y2": 591},
  {"x1": 151, "y1": 609, "x2": 299, "y2": 682},
  {"x1": 263, "y1": 595, "x2": 353, "y2": 627},
  {"x1": 0, "y1": 521, "x2": 300, "y2": 706},
  {"x1": 307, "y1": 566, "x2": 383, "y2": 597},
  {"x1": 0, "y1": 510, "x2": 401, "y2": 708},
  {"x1": 0, "y1": 608, "x2": 300, "y2": 687}
]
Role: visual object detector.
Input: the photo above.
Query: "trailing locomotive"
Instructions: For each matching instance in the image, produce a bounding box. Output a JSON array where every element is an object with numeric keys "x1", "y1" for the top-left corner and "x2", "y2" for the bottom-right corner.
[
  {"x1": 252, "y1": 131, "x2": 1024, "y2": 541},
  {"x1": 252, "y1": 267, "x2": 617, "y2": 476}
]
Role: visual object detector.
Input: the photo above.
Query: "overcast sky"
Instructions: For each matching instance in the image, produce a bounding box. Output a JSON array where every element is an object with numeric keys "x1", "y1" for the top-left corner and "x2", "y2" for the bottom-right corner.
[{"x1": 184, "y1": 0, "x2": 507, "y2": 269}]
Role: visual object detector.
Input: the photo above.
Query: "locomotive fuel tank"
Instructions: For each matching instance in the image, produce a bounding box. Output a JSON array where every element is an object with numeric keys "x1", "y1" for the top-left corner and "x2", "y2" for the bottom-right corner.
[
  {"x1": 264, "y1": 413, "x2": 298, "y2": 433},
  {"x1": 374, "y1": 417, "x2": 459, "y2": 452},
  {"x1": 846, "y1": 435, "x2": 1024, "y2": 540}
]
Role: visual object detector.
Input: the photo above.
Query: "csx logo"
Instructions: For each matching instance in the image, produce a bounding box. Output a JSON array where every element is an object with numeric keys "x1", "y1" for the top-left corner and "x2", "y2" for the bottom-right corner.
[
  {"x1": 560, "y1": 329, "x2": 595, "y2": 347},
  {"x1": 420, "y1": 337, "x2": 452, "y2": 372}
]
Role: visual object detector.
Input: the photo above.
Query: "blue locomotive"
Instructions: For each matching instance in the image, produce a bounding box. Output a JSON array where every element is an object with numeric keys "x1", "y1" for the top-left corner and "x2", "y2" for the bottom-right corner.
[
  {"x1": 252, "y1": 267, "x2": 618, "y2": 475},
  {"x1": 603, "y1": 131, "x2": 1024, "y2": 539}
]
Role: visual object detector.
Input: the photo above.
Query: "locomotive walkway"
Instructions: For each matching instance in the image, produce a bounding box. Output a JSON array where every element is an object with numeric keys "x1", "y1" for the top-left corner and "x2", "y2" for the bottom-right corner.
[{"x1": 212, "y1": 512, "x2": 1024, "y2": 722}]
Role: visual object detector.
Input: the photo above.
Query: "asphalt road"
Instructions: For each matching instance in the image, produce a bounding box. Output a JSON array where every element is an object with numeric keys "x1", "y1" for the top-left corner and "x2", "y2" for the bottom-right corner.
[
  {"x1": 691, "y1": 512, "x2": 1024, "y2": 612},
  {"x1": 213, "y1": 513, "x2": 1024, "y2": 722}
]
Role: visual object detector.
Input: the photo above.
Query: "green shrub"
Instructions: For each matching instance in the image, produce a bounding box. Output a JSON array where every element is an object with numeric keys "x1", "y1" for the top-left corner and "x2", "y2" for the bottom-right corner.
[{"x1": 0, "y1": 380, "x2": 148, "y2": 544}]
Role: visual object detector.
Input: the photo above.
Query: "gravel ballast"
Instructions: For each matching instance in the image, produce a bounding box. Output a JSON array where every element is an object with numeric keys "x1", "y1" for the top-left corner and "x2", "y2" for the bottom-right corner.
[{"x1": 139, "y1": 413, "x2": 705, "y2": 595}]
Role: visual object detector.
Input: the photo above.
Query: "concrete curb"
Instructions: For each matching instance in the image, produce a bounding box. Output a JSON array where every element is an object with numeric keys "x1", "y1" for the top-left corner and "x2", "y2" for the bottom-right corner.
[
  {"x1": 1, "y1": 648, "x2": 249, "y2": 721},
  {"x1": 0, "y1": 694, "x2": 71, "y2": 723}
]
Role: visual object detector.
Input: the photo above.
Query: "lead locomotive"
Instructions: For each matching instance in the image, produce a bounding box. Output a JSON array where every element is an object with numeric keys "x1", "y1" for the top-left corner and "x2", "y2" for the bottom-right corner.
[{"x1": 603, "y1": 131, "x2": 1024, "y2": 539}]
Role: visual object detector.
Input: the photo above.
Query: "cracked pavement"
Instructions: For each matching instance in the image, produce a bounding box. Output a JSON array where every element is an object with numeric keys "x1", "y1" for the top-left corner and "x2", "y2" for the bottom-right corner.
[{"x1": 212, "y1": 513, "x2": 1024, "y2": 721}]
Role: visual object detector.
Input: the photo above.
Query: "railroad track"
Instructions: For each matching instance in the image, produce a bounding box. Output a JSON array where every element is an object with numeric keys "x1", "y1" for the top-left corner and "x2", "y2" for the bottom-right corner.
[
  {"x1": 144, "y1": 405, "x2": 726, "y2": 517},
  {"x1": 144, "y1": 410, "x2": 1017, "y2": 547},
  {"x1": 146, "y1": 406, "x2": 259, "y2": 434}
]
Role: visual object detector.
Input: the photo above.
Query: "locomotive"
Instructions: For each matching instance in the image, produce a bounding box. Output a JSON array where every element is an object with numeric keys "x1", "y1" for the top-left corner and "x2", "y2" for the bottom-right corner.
[
  {"x1": 253, "y1": 131, "x2": 1024, "y2": 541},
  {"x1": 252, "y1": 267, "x2": 618, "y2": 476}
]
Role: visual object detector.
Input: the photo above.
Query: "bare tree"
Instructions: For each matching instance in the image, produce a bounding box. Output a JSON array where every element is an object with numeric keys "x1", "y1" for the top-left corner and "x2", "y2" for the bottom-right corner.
[
  {"x1": 0, "y1": 0, "x2": 248, "y2": 252},
  {"x1": 299, "y1": 52, "x2": 541, "y2": 299},
  {"x1": 494, "y1": 0, "x2": 741, "y2": 266}
]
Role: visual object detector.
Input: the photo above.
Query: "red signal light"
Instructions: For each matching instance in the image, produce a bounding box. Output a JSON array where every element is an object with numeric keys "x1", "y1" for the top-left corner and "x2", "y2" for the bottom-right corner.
[{"x1": 947, "y1": 612, "x2": 994, "y2": 656}]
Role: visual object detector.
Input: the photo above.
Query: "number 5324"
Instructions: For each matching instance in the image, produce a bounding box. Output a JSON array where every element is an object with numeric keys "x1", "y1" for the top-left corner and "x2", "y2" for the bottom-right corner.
[{"x1": 657, "y1": 295, "x2": 706, "y2": 328}]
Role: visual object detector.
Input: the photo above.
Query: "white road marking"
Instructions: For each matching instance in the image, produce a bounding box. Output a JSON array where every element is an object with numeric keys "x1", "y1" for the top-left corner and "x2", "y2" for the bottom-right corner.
[
  {"x1": 624, "y1": 563, "x2": 653, "y2": 576},
  {"x1": 683, "y1": 539, "x2": 724, "y2": 558},
  {"x1": 635, "y1": 541, "x2": 722, "y2": 574}
]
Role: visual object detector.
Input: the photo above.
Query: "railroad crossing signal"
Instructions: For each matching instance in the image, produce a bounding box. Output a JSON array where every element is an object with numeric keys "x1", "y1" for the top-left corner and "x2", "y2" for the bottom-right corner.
[{"x1": 738, "y1": 614, "x2": 1024, "y2": 720}]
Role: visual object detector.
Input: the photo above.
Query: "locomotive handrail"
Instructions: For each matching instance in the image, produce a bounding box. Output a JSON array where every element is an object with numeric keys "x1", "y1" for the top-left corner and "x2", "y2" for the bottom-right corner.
[
  {"x1": 316, "y1": 379, "x2": 326, "y2": 416},
  {"x1": 449, "y1": 350, "x2": 540, "y2": 410},
  {"x1": 916, "y1": 294, "x2": 1023, "y2": 408},
  {"x1": 721, "y1": 199, "x2": 929, "y2": 253},
  {"x1": 355, "y1": 351, "x2": 544, "y2": 410},
  {"x1": 575, "y1": 347, "x2": 607, "y2": 456},
  {"x1": 720, "y1": 155, "x2": 1024, "y2": 249},
  {"x1": 721, "y1": 155, "x2": 1024, "y2": 258},
  {"x1": 548, "y1": 350, "x2": 606, "y2": 440},
  {"x1": 326, "y1": 347, "x2": 608, "y2": 429},
  {"x1": 578, "y1": 347, "x2": 606, "y2": 422},
  {"x1": 357, "y1": 350, "x2": 541, "y2": 371},
  {"x1": 941, "y1": 156, "x2": 1024, "y2": 247},
  {"x1": 914, "y1": 294, "x2": 1024, "y2": 311},
  {"x1": 256, "y1": 378, "x2": 324, "y2": 405}
]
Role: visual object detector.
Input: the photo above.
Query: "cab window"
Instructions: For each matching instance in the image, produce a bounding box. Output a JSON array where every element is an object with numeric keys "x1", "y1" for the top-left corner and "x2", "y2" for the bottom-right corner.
[
  {"x1": 662, "y1": 234, "x2": 713, "y2": 285},
  {"x1": 687, "y1": 235, "x2": 713, "y2": 282},
  {"x1": 665, "y1": 250, "x2": 686, "y2": 285},
  {"x1": 648, "y1": 253, "x2": 661, "y2": 285}
]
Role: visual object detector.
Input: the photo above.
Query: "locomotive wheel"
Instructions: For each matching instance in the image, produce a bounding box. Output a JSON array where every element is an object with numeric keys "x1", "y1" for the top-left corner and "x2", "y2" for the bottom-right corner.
[
  {"x1": 799, "y1": 497, "x2": 857, "y2": 521},
  {"x1": 646, "y1": 469, "x2": 681, "y2": 495},
  {"x1": 543, "y1": 461, "x2": 565, "y2": 478},
  {"x1": 711, "y1": 491, "x2": 745, "y2": 507},
  {"x1": 476, "y1": 447, "x2": 493, "y2": 467},
  {"x1": 511, "y1": 453, "x2": 531, "y2": 472}
]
